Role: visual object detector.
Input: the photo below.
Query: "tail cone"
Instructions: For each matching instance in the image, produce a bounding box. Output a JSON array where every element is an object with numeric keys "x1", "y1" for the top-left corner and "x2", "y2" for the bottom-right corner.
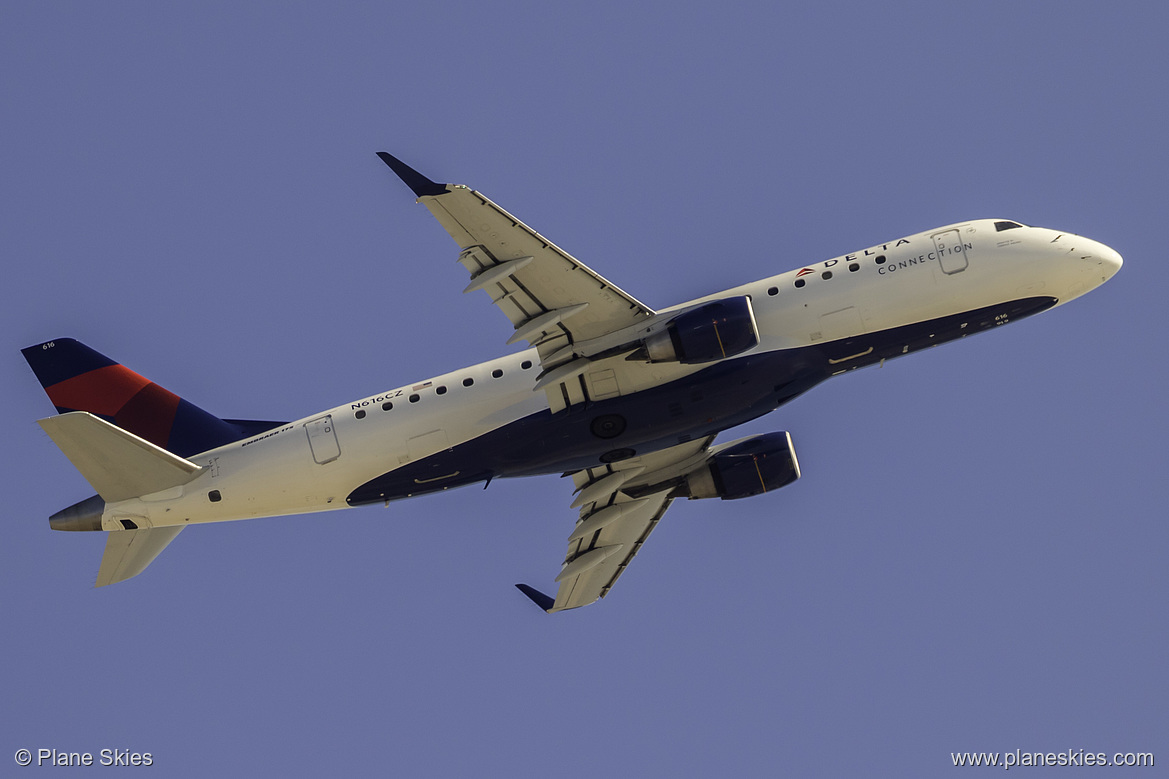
[{"x1": 49, "y1": 495, "x2": 105, "y2": 532}]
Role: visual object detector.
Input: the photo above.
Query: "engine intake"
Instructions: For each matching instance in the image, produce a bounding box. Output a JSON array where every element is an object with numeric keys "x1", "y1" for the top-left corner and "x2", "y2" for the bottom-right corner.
[
  {"x1": 643, "y1": 297, "x2": 759, "y2": 364},
  {"x1": 684, "y1": 432, "x2": 801, "y2": 500}
]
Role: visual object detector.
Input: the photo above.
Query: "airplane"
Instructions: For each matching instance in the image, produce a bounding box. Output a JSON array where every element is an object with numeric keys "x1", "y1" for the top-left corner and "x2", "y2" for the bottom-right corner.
[{"x1": 24, "y1": 153, "x2": 1122, "y2": 612}]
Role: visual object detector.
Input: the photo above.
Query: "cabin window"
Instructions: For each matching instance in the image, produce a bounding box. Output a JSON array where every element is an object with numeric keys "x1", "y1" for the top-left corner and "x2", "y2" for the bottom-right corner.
[
  {"x1": 492, "y1": 369, "x2": 503, "y2": 378},
  {"x1": 463, "y1": 378, "x2": 474, "y2": 387},
  {"x1": 436, "y1": 386, "x2": 447, "y2": 395},
  {"x1": 208, "y1": 490, "x2": 222, "y2": 503},
  {"x1": 848, "y1": 263, "x2": 859, "y2": 272},
  {"x1": 521, "y1": 360, "x2": 533, "y2": 370},
  {"x1": 382, "y1": 401, "x2": 393, "y2": 411},
  {"x1": 875, "y1": 255, "x2": 886, "y2": 264},
  {"x1": 354, "y1": 409, "x2": 366, "y2": 419},
  {"x1": 821, "y1": 271, "x2": 832, "y2": 280},
  {"x1": 767, "y1": 286, "x2": 778, "y2": 296},
  {"x1": 794, "y1": 279, "x2": 806, "y2": 288},
  {"x1": 409, "y1": 393, "x2": 420, "y2": 403}
]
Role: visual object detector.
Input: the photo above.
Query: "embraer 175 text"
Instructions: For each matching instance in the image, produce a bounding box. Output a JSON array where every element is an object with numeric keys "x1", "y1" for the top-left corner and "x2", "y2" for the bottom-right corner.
[{"x1": 25, "y1": 154, "x2": 1122, "y2": 612}]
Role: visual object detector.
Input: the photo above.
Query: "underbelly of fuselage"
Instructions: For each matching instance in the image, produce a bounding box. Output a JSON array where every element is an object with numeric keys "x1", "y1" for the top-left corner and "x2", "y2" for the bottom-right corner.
[{"x1": 346, "y1": 296, "x2": 1056, "y2": 505}]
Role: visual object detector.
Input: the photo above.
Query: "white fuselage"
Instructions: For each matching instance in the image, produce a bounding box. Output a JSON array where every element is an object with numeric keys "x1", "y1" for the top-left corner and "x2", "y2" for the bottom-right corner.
[{"x1": 96, "y1": 220, "x2": 1120, "y2": 532}]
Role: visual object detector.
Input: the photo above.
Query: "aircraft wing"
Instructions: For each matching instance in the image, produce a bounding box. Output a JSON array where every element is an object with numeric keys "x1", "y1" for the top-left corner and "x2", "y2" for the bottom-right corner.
[
  {"x1": 377, "y1": 153, "x2": 655, "y2": 365},
  {"x1": 518, "y1": 436, "x2": 716, "y2": 613}
]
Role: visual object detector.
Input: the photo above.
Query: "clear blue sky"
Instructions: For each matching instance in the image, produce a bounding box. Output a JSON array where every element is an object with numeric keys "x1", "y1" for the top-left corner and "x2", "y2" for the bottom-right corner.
[{"x1": 3, "y1": 3, "x2": 1165, "y2": 776}]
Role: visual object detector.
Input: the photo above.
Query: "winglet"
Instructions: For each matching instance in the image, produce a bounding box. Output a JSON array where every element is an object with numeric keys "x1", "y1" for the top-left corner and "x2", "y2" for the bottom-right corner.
[
  {"x1": 376, "y1": 152, "x2": 449, "y2": 197},
  {"x1": 515, "y1": 583, "x2": 555, "y2": 613}
]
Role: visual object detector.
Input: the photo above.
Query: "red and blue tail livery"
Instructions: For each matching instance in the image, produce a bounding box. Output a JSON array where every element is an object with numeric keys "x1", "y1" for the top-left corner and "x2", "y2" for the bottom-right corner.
[
  {"x1": 23, "y1": 338, "x2": 282, "y2": 459},
  {"x1": 25, "y1": 153, "x2": 1122, "y2": 608}
]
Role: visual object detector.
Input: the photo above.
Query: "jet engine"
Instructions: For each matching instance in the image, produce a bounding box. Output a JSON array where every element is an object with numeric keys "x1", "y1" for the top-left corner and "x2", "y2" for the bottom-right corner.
[
  {"x1": 682, "y1": 432, "x2": 800, "y2": 500},
  {"x1": 641, "y1": 297, "x2": 760, "y2": 364}
]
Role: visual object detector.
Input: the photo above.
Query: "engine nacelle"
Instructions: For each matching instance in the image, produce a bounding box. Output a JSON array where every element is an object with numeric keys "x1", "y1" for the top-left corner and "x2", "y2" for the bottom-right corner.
[
  {"x1": 643, "y1": 296, "x2": 759, "y2": 364},
  {"x1": 684, "y1": 432, "x2": 801, "y2": 500}
]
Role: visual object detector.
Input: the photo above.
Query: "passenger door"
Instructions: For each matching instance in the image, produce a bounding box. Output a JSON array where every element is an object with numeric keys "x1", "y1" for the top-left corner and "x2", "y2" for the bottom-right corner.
[{"x1": 933, "y1": 229, "x2": 969, "y2": 275}]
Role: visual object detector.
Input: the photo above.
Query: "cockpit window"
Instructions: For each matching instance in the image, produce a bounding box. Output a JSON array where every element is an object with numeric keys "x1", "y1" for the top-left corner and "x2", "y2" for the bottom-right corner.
[{"x1": 994, "y1": 221, "x2": 1024, "y2": 232}]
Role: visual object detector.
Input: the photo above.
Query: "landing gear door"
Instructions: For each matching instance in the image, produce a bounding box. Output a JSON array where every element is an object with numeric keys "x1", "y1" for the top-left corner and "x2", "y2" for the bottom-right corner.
[
  {"x1": 305, "y1": 415, "x2": 341, "y2": 464},
  {"x1": 933, "y1": 229, "x2": 969, "y2": 275}
]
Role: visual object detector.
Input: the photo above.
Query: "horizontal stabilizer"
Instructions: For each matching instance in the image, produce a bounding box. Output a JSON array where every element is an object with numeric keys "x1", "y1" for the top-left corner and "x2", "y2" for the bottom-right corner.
[
  {"x1": 38, "y1": 412, "x2": 204, "y2": 503},
  {"x1": 97, "y1": 526, "x2": 184, "y2": 587}
]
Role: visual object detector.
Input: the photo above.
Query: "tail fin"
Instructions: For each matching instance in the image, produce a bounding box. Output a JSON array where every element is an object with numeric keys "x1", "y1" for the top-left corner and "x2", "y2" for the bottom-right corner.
[{"x1": 23, "y1": 338, "x2": 282, "y2": 458}]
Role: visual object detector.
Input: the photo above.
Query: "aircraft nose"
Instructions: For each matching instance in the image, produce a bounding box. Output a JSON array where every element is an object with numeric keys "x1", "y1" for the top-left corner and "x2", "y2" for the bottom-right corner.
[
  {"x1": 1078, "y1": 237, "x2": 1122, "y2": 285},
  {"x1": 1096, "y1": 241, "x2": 1123, "y2": 278}
]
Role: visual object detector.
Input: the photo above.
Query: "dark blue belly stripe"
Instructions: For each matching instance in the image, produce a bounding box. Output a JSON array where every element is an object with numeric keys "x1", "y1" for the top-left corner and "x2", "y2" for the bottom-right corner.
[{"x1": 347, "y1": 296, "x2": 1056, "y2": 505}]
